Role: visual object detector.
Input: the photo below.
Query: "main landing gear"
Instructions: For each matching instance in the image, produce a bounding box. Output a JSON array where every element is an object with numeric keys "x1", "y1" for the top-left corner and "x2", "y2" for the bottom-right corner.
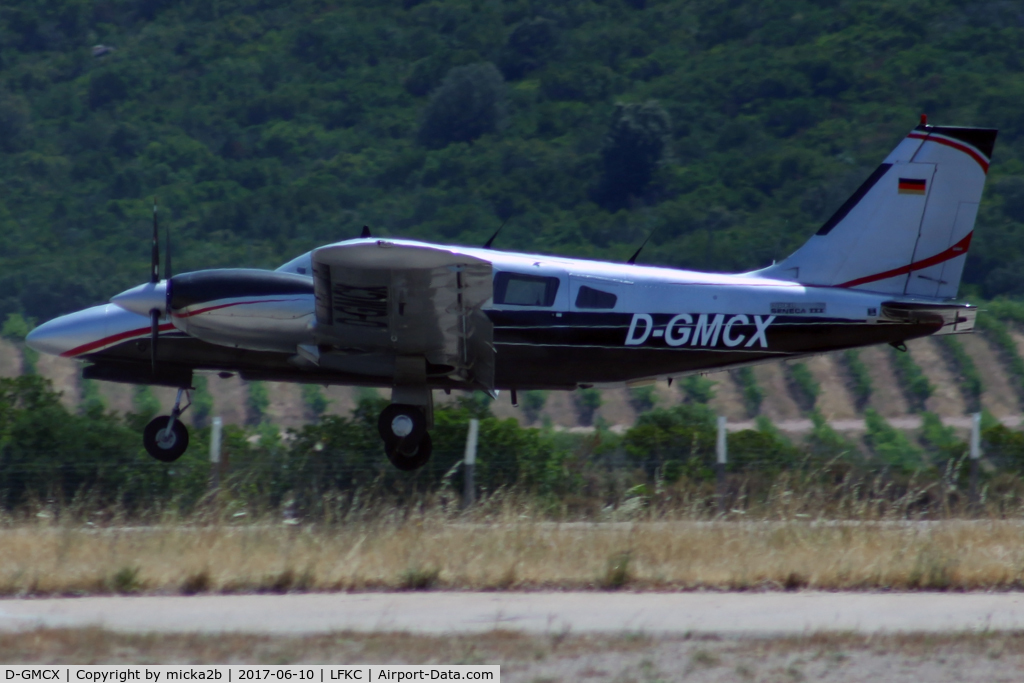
[
  {"x1": 377, "y1": 369, "x2": 434, "y2": 471},
  {"x1": 378, "y1": 403, "x2": 433, "y2": 471},
  {"x1": 143, "y1": 388, "x2": 192, "y2": 463}
]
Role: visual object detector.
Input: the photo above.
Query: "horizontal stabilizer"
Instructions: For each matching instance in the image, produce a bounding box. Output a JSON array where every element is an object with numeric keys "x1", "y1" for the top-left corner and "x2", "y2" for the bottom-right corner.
[{"x1": 880, "y1": 301, "x2": 976, "y2": 335}]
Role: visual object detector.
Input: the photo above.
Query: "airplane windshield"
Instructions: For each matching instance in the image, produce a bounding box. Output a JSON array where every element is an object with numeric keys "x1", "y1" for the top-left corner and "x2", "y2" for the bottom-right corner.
[{"x1": 494, "y1": 272, "x2": 560, "y2": 307}]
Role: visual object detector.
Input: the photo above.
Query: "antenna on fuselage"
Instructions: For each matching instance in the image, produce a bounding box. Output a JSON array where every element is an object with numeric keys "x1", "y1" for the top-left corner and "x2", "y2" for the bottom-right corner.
[
  {"x1": 627, "y1": 225, "x2": 660, "y2": 265},
  {"x1": 483, "y1": 217, "x2": 511, "y2": 249},
  {"x1": 360, "y1": 225, "x2": 371, "y2": 238}
]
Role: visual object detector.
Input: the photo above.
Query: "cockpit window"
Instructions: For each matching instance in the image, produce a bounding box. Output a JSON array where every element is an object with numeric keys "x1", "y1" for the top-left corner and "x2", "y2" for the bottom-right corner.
[
  {"x1": 494, "y1": 272, "x2": 560, "y2": 307},
  {"x1": 575, "y1": 285, "x2": 617, "y2": 309}
]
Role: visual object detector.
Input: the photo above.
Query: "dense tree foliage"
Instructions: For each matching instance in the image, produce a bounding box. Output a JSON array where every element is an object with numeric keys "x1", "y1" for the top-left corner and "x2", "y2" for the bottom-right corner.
[{"x1": 2, "y1": 0, "x2": 1024, "y2": 321}]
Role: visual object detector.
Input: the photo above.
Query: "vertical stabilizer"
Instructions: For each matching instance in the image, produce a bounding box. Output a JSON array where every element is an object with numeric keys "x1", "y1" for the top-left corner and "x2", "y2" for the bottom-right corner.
[{"x1": 755, "y1": 123, "x2": 997, "y2": 299}]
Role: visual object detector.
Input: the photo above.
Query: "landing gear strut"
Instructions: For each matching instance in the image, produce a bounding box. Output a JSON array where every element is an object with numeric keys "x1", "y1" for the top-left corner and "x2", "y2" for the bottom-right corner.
[
  {"x1": 378, "y1": 403, "x2": 433, "y2": 471},
  {"x1": 143, "y1": 388, "x2": 191, "y2": 463}
]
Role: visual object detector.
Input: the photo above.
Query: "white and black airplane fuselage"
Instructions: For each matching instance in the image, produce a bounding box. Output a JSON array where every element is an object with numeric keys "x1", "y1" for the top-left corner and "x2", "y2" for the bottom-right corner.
[{"x1": 25, "y1": 122, "x2": 997, "y2": 469}]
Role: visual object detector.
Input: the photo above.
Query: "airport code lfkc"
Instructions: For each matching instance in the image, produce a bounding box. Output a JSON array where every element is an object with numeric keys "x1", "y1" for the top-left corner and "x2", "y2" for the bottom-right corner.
[{"x1": 1, "y1": 668, "x2": 498, "y2": 683}]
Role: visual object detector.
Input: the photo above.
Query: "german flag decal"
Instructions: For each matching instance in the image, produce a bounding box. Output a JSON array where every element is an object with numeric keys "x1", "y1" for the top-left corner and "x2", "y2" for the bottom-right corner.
[{"x1": 898, "y1": 178, "x2": 927, "y2": 195}]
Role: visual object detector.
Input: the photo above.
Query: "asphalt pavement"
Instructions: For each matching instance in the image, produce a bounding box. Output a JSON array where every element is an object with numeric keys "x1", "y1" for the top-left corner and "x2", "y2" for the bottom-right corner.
[{"x1": 2, "y1": 592, "x2": 1023, "y2": 635}]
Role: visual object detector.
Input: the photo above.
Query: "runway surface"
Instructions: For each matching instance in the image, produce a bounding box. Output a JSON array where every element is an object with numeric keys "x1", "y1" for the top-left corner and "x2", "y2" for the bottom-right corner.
[{"x1": 2, "y1": 592, "x2": 1024, "y2": 635}]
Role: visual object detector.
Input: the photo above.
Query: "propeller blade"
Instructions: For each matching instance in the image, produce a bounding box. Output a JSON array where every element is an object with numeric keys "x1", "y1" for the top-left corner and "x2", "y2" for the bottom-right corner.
[
  {"x1": 150, "y1": 199, "x2": 160, "y2": 284},
  {"x1": 150, "y1": 309, "x2": 159, "y2": 374},
  {"x1": 165, "y1": 223, "x2": 172, "y2": 280}
]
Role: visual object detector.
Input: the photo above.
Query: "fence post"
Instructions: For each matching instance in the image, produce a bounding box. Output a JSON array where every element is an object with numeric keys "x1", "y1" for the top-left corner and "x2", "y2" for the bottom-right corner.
[
  {"x1": 716, "y1": 415, "x2": 727, "y2": 515},
  {"x1": 969, "y1": 411, "x2": 981, "y2": 510},
  {"x1": 210, "y1": 416, "x2": 222, "y2": 490},
  {"x1": 463, "y1": 418, "x2": 479, "y2": 508}
]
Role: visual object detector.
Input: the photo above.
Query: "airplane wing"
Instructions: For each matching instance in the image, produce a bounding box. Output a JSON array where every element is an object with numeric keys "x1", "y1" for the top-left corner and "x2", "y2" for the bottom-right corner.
[{"x1": 310, "y1": 240, "x2": 494, "y2": 391}]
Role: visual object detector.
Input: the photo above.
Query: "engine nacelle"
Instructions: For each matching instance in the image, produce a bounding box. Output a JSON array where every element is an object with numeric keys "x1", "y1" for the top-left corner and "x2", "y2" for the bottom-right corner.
[{"x1": 168, "y1": 269, "x2": 315, "y2": 353}]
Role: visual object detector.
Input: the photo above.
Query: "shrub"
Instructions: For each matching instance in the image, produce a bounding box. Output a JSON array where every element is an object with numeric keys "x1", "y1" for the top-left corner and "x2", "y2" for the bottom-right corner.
[
  {"x1": 680, "y1": 375, "x2": 716, "y2": 404},
  {"x1": 130, "y1": 386, "x2": 160, "y2": 427},
  {"x1": 520, "y1": 390, "x2": 548, "y2": 424},
  {"x1": 938, "y1": 336, "x2": 983, "y2": 412},
  {"x1": 787, "y1": 362, "x2": 819, "y2": 412},
  {"x1": 842, "y1": 349, "x2": 872, "y2": 410},
  {"x1": 864, "y1": 408, "x2": 926, "y2": 473},
  {"x1": 622, "y1": 403, "x2": 716, "y2": 479},
  {"x1": 628, "y1": 385, "x2": 657, "y2": 413},
  {"x1": 300, "y1": 384, "x2": 330, "y2": 419},
  {"x1": 78, "y1": 377, "x2": 106, "y2": 416},
  {"x1": 975, "y1": 313, "x2": 1024, "y2": 401},
  {"x1": 734, "y1": 367, "x2": 763, "y2": 416},
  {"x1": 417, "y1": 63, "x2": 507, "y2": 149},
  {"x1": 191, "y1": 376, "x2": 214, "y2": 429},
  {"x1": 890, "y1": 347, "x2": 933, "y2": 412},
  {"x1": 919, "y1": 411, "x2": 965, "y2": 465},
  {"x1": 246, "y1": 381, "x2": 270, "y2": 425},
  {"x1": 806, "y1": 410, "x2": 858, "y2": 462},
  {"x1": 1, "y1": 313, "x2": 32, "y2": 340},
  {"x1": 575, "y1": 387, "x2": 603, "y2": 426}
]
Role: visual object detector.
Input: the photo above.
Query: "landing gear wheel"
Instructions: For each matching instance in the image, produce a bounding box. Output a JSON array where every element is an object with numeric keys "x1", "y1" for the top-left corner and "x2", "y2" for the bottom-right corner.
[
  {"x1": 143, "y1": 416, "x2": 189, "y2": 463},
  {"x1": 385, "y1": 432, "x2": 433, "y2": 471},
  {"x1": 378, "y1": 404, "x2": 427, "y2": 444}
]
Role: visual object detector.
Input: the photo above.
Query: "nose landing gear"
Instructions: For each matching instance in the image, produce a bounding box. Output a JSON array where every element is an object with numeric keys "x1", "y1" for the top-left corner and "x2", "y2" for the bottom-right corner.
[
  {"x1": 378, "y1": 403, "x2": 433, "y2": 471},
  {"x1": 143, "y1": 388, "x2": 192, "y2": 462}
]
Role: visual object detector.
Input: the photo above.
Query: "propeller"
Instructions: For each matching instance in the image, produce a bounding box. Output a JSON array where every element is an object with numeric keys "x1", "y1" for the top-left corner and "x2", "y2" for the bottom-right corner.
[{"x1": 150, "y1": 199, "x2": 160, "y2": 373}]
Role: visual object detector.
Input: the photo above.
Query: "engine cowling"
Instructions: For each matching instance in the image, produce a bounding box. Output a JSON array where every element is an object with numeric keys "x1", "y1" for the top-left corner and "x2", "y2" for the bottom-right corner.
[{"x1": 112, "y1": 269, "x2": 315, "y2": 353}]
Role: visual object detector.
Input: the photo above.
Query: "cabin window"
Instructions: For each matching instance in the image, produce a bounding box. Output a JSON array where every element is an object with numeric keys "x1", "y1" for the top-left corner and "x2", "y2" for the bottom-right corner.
[
  {"x1": 494, "y1": 272, "x2": 560, "y2": 307},
  {"x1": 575, "y1": 285, "x2": 618, "y2": 309}
]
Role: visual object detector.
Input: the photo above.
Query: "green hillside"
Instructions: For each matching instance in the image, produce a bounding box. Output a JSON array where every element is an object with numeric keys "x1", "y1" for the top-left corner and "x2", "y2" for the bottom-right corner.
[{"x1": 2, "y1": 0, "x2": 1024, "y2": 320}]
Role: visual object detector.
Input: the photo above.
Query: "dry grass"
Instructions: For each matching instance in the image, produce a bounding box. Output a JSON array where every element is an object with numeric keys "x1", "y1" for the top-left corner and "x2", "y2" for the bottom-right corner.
[
  {"x1": 4, "y1": 505, "x2": 1024, "y2": 593},
  {"x1": 5, "y1": 627, "x2": 1024, "y2": 683}
]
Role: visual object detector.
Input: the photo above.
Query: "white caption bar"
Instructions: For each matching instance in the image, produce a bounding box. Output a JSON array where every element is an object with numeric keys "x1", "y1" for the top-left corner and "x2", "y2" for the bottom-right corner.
[{"x1": 2, "y1": 667, "x2": 499, "y2": 683}]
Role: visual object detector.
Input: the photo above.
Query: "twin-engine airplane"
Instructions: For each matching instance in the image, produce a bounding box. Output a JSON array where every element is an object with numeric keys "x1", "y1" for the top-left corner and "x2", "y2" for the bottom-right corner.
[{"x1": 27, "y1": 120, "x2": 997, "y2": 470}]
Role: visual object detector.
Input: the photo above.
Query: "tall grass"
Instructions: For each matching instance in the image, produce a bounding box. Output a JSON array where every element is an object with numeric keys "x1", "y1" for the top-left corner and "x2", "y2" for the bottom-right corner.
[{"x1": 1, "y1": 472, "x2": 1023, "y2": 596}]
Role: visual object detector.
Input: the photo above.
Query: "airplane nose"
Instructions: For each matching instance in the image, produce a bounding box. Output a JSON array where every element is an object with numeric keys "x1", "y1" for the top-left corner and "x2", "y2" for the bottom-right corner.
[
  {"x1": 111, "y1": 280, "x2": 168, "y2": 317},
  {"x1": 25, "y1": 306, "x2": 112, "y2": 357}
]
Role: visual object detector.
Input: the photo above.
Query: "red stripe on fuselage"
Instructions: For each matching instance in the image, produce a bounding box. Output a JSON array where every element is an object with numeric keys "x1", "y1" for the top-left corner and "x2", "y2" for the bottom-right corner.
[
  {"x1": 837, "y1": 231, "x2": 973, "y2": 289},
  {"x1": 61, "y1": 323, "x2": 176, "y2": 358},
  {"x1": 908, "y1": 132, "x2": 990, "y2": 173}
]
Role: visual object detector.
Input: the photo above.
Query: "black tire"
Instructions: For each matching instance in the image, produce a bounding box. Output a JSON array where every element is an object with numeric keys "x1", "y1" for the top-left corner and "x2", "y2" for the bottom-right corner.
[
  {"x1": 143, "y1": 416, "x2": 189, "y2": 463},
  {"x1": 378, "y1": 403, "x2": 427, "y2": 444},
  {"x1": 385, "y1": 432, "x2": 433, "y2": 471}
]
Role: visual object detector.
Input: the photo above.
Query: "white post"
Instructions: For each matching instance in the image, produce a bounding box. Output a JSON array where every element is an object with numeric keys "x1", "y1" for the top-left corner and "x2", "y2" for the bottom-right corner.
[
  {"x1": 463, "y1": 418, "x2": 479, "y2": 507},
  {"x1": 716, "y1": 416, "x2": 727, "y2": 465},
  {"x1": 970, "y1": 412, "x2": 982, "y2": 460},
  {"x1": 716, "y1": 415, "x2": 727, "y2": 514},
  {"x1": 210, "y1": 416, "x2": 222, "y2": 489},
  {"x1": 970, "y1": 412, "x2": 981, "y2": 508}
]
